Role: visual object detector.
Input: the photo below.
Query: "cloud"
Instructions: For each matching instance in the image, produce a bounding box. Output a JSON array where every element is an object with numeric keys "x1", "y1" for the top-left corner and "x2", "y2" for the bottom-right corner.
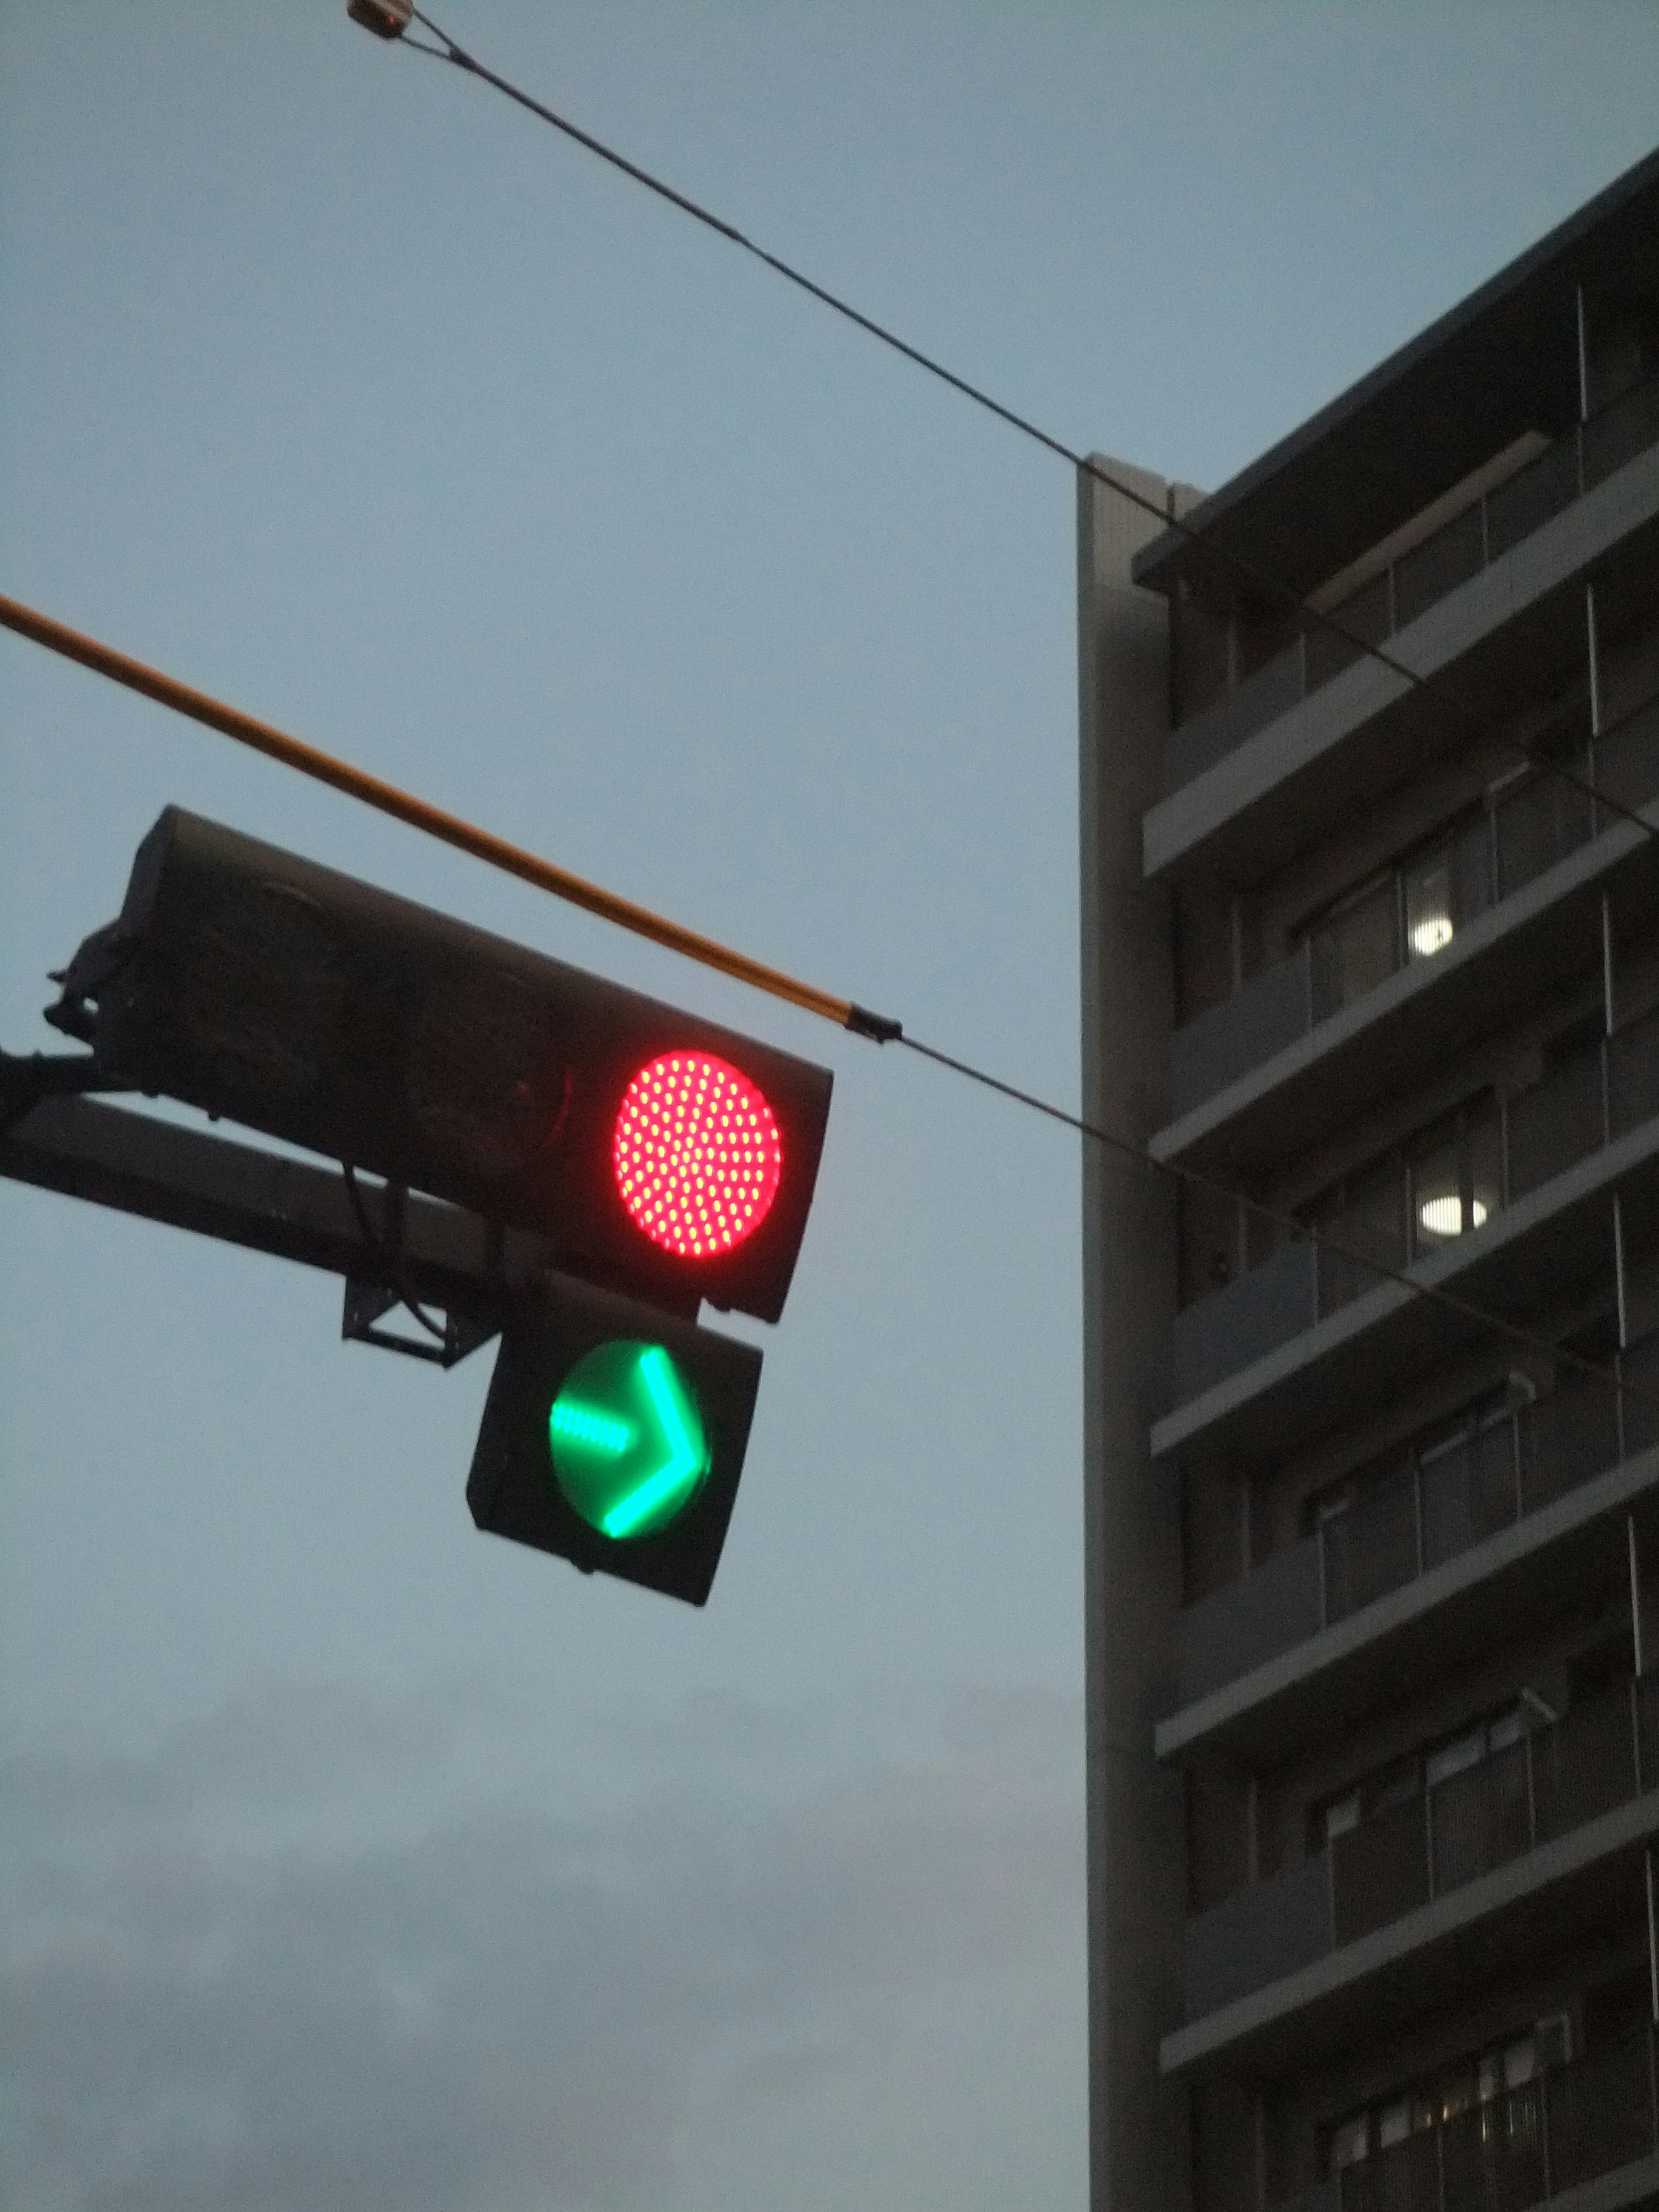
[{"x1": 0, "y1": 1680, "x2": 1084, "y2": 2212}]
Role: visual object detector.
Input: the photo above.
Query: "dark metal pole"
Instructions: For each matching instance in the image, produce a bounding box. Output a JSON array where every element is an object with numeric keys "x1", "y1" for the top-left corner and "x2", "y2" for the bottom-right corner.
[{"x1": 0, "y1": 1093, "x2": 563, "y2": 1356}]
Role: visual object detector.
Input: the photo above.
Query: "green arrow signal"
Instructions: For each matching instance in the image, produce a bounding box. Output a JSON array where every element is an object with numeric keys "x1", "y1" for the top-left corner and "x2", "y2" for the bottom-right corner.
[{"x1": 547, "y1": 1340, "x2": 711, "y2": 1540}]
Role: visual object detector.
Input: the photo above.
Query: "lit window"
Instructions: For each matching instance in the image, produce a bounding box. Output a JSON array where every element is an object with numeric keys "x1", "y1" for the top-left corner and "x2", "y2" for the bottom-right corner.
[
  {"x1": 1418, "y1": 1191, "x2": 1489, "y2": 1237},
  {"x1": 1405, "y1": 851, "x2": 1456, "y2": 959}
]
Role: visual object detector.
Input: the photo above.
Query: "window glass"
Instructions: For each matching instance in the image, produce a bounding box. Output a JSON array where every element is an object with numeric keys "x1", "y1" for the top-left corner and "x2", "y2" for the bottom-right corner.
[
  {"x1": 1410, "y1": 1101, "x2": 1500, "y2": 1254},
  {"x1": 1329, "y1": 2115, "x2": 1369, "y2": 2171},
  {"x1": 1336, "y1": 2018, "x2": 1570, "y2": 2181},
  {"x1": 1455, "y1": 811, "x2": 1496, "y2": 928},
  {"x1": 1404, "y1": 846, "x2": 1456, "y2": 960},
  {"x1": 1377, "y1": 2100, "x2": 1412, "y2": 2149},
  {"x1": 1426, "y1": 1728, "x2": 1484, "y2": 1788},
  {"x1": 1536, "y1": 2013, "x2": 1573, "y2": 2069},
  {"x1": 1488, "y1": 1706, "x2": 1525, "y2": 1752},
  {"x1": 1412, "y1": 1131, "x2": 1468, "y2": 1248},
  {"x1": 1324, "y1": 1791, "x2": 1360, "y2": 1842},
  {"x1": 1366, "y1": 1761, "x2": 1420, "y2": 1815},
  {"x1": 1470, "y1": 1114, "x2": 1503, "y2": 1231},
  {"x1": 1311, "y1": 875, "x2": 1398, "y2": 1018},
  {"x1": 1503, "y1": 2037, "x2": 1538, "y2": 2090},
  {"x1": 1318, "y1": 1158, "x2": 1408, "y2": 1310},
  {"x1": 1440, "y1": 2067, "x2": 1476, "y2": 2121}
]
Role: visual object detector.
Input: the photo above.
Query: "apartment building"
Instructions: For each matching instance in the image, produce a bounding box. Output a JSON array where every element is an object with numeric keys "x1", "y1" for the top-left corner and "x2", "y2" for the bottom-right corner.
[{"x1": 1078, "y1": 148, "x2": 1659, "y2": 2212}]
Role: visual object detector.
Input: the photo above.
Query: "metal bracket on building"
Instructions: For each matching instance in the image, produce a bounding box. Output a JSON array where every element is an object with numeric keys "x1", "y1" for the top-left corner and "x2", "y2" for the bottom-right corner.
[{"x1": 340, "y1": 1276, "x2": 497, "y2": 1368}]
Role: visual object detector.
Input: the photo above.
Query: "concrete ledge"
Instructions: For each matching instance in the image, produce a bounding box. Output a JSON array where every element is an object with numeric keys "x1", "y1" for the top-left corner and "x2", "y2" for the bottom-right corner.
[
  {"x1": 1149, "y1": 794, "x2": 1659, "y2": 1182},
  {"x1": 1157, "y1": 1446, "x2": 1659, "y2": 1765},
  {"x1": 1151, "y1": 1110, "x2": 1659, "y2": 1466},
  {"x1": 1553, "y1": 2149, "x2": 1659, "y2": 2212},
  {"x1": 1162, "y1": 1790, "x2": 1659, "y2": 2077},
  {"x1": 1143, "y1": 440, "x2": 1659, "y2": 884}
]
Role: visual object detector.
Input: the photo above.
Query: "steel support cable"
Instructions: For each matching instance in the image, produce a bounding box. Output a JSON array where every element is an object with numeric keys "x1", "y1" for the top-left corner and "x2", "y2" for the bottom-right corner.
[
  {"x1": 896, "y1": 1033, "x2": 1659, "y2": 1418},
  {"x1": 2, "y1": 592, "x2": 1652, "y2": 1420},
  {"x1": 402, "y1": 7, "x2": 1659, "y2": 853},
  {"x1": 0, "y1": 592, "x2": 870, "y2": 1033}
]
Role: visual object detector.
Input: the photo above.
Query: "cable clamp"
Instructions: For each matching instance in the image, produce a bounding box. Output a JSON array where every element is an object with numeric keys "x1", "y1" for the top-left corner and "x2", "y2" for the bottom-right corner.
[{"x1": 846, "y1": 1004, "x2": 903, "y2": 1044}]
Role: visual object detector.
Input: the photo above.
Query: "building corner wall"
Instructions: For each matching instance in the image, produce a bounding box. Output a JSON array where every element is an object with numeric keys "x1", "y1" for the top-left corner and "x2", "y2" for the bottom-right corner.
[{"x1": 1078, "y1": 455, "x2": 1188, "y2": 2212}]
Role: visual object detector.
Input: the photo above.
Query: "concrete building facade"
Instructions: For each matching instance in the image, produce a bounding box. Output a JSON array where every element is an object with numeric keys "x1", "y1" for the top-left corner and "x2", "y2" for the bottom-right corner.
[{"x1": 1079, "y1": 148, "x2": 1659, "y2": 2212}]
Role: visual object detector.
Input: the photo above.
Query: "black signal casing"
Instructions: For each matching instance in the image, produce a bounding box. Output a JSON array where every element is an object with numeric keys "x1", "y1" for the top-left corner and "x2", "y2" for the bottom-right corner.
[
  {"x1": 468, "y1": 1273, "x2": 763, "y2": 1606},
  {"x1": 65, "y1": 807, "x2": 834, "y2": 1323}
]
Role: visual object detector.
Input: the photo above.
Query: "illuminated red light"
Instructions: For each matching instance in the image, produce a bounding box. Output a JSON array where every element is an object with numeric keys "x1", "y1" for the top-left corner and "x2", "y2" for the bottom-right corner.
[{"x1": 613, "y1": 1052, "x2": 784, "y2": 1259}]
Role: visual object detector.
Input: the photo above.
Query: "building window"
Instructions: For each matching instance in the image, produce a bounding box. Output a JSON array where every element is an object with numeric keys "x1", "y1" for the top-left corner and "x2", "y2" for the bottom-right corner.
[
  {"x1": 1306, "y1": 810, "x2": 1495, "y2": 1022},
  {"x1": 1325, "y1": 2016, "x2": 1571, "y2": 2174},
  {"x1": 1311, "y1": 1698, "x2": 1534, "y2": 1874},
  {"x1": 1328, "y1": 2113, "x2": 1368, "y2": 2171},
  {"x1": 1300, "y1": 708, "x2": 1599, "y2": 1027},
  {"x1": 1309, "y1": 1093, "x2": 1501, "y2": 1312}
]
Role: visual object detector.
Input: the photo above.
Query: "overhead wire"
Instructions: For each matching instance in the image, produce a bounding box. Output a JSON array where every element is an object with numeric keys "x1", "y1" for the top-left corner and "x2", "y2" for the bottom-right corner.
[
  {"x1": 403, "y1": 6, "x2": 1659, "y2": 852},
  {"x1": 896, "y1": 1034, "x2": 1659, "y2": 1416},
  {"x1": 382, "y1": 8, "x2": 1659, "y2": 1413},
  {"x1": 5, "y1": 24, "x2": 1653, "y2": 1417},
  {"x1": 2, "y1": 588, "x2": 1653, "y2": 1419}
]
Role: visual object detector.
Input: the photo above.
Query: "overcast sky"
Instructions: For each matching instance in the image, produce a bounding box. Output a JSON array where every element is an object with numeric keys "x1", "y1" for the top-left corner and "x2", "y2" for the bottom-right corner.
[{"x1": 3, "y1": 6, "x2": 1657, "y2": 2207}]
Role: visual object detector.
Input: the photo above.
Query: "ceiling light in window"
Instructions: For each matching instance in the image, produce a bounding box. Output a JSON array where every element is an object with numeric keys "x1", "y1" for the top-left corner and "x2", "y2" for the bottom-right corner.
[
  {"x1": 1411, "y1": 914, "x2": 1455, "y2": 957},
  {"x1": 1419, "y1": 1193, "x2": 1488, "y2": 1237}
]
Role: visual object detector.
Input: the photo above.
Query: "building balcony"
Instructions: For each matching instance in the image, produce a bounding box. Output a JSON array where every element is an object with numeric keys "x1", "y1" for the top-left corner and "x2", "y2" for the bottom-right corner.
[
  {"x1": 1165, "y1": 373, "x2": 1659, "y2": 798},
  {"x1": 1160, "y1": 692, "x2": 1659, "y2": 1149},
  {"x1": 1162, "y1": 1339, "x2": 1659, "y2": 1762},
  {"x1": 1278, "y1": 2020, "x2": 1659, "y2": 2212},
  {"x1": 1168, "y1": 1677, "x2": 1659, "y2": 2073},
  {"x1": 1143, "y1": 377, "x2": 1659, "y2": 885},
  {"x1": 1160, "y1": 1002, "x2": 1659, "y2": 1445}
]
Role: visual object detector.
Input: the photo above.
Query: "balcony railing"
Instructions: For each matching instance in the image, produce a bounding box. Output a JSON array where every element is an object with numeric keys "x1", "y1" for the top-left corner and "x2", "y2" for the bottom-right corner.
[
  {"x1": 1297, "y1": 2020, "x2": 1659, "y2": 2212},
  {"x1": 1166, "y1": 369, "x2": 1659, "y2": 795},
  {"x1": 1167, "y1": 1000, "x2": 1659, "y2": 1412},
  {"x1": 1166, "y1": 692, "x2": 1659, "y2": 1122},
  {"x1": 1176, "y1": 1332, "x2": 1659, "y2": 1707},
  {"x1": 1184, "y1": 1675, "x2": 1659, "y2": 2021}
]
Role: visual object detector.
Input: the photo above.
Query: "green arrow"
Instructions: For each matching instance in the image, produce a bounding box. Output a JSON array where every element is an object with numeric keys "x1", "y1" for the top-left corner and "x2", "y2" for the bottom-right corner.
[{"x1": 547, "y1": 1340, "x2": 711, "y2": 1541}]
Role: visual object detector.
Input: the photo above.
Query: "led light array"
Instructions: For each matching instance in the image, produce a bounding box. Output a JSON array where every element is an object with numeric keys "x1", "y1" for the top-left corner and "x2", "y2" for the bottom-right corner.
[{"x1": 613, "y1": 1052, "x2": 783, "y2": 1259}]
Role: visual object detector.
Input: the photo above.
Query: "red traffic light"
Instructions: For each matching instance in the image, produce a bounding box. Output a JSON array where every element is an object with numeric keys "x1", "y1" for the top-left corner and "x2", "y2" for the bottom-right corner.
[
  {"x1": 48, "y1": 808, "x2": 834, "y2": 1325},
  {"x1": 613, "y1": 1052, "x2": 783, "y2": 1259}
]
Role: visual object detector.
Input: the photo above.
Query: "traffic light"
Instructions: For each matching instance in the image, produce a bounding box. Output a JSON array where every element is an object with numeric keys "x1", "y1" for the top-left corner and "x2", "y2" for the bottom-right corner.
[
  {"x1": 48, "y1": 807, "x2": 833, "y2": 1323},
  {"x1": 467, "y1": 1271, "x2": 763, "y2": 1605},
  {"x1": 43, "y1": 804, "x2": 834, "y2": 1604}
]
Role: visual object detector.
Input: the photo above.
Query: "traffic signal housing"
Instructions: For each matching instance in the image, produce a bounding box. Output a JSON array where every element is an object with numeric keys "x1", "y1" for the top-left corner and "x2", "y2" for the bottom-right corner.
[
  {"x1": 468, "y1": 1272, "x2": 763, "y2": 1605},
  {"x1": 49, "y1": 807, "x2": 833, "y2": 1324}
]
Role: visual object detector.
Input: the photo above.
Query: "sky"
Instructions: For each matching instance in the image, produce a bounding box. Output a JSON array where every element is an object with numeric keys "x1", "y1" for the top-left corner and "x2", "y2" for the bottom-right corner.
[{"x1": 2, "y1": 5, "x2": 1657, "y2": 2207}]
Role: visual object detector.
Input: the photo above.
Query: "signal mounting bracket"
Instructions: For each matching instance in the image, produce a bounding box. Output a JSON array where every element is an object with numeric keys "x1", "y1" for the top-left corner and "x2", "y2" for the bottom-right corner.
[
  {"x1": 341, "y1": 1276, "x2": 497, "y2": 1368},
  {"x1": 0, "y1": 1046, "x2": 130, "y2": 1135}
]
